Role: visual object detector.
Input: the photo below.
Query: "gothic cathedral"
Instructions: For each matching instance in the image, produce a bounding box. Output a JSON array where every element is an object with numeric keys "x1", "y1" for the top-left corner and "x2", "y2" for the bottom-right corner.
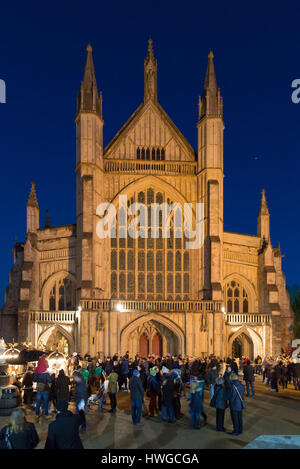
[{"x1": 0, "y1": 41, "x2": 294, "y2": 359}]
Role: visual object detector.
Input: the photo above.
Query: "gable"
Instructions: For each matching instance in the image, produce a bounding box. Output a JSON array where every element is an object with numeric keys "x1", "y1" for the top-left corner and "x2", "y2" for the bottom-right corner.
[{"x1": 104, "y1": 101, "x2": 196, "y2": 162}]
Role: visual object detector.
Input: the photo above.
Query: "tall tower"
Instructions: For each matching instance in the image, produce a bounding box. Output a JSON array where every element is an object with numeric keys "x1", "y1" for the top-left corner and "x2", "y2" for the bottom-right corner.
[
  {"x1": 26, "y1": 182, "x2": 39, "y2": 233},
  {"x1": 197, "y1": 51, "x2": 224, "y2": 302},
  {"x1": 75, "y1": 44, "x2": 107, "y2": 352}
]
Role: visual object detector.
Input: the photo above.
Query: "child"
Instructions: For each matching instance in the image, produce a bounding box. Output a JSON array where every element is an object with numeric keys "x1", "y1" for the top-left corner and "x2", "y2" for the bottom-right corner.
[{"x1": 187, "y1": 380, "x2": 203, "y2": 429}]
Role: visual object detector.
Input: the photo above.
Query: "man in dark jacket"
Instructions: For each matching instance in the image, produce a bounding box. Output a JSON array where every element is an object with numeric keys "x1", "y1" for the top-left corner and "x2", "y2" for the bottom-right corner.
[
  {"x1": 243, "y1": 361, "x2": 255, "y2": 397},
  {"x1": 206, "y1": 365, "x2": 219, "y2": 401},
  {"x1": 45, "y1": 400, "x2": 84, "y2": 449},
  {"x1": 22, "y1": 367, "x2": 34, "y2": 407},
  {"x1": 228, "y1": 374, "x2": 245, "y2": 436},
  {"x1": 119, "y1": 357, "x2": 129, "y2": 391},
  {"x1": 129, "y1": 370, "x2": 145, "y2": 425},
  {"x1": 160, "y1": 367, "x2": 175, "y2": 423}
]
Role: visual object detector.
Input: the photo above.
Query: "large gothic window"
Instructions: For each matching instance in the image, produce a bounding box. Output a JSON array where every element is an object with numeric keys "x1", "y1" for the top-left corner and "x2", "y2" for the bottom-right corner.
[
  {"x1": 110, "y1": 188, "x2": 190, "y2": 300},
  {"x1": 48, "y1": 277, "x2": 75, "y2": 311},
  {"x1": 226, "y1": 281, "x2": 249, "y2": 313}
]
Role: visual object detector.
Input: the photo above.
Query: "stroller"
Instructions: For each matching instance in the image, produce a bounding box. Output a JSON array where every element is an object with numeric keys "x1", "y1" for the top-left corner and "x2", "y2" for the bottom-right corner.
[{"x1": 87, "y1": 384, "x2": 106, "y2": 411}]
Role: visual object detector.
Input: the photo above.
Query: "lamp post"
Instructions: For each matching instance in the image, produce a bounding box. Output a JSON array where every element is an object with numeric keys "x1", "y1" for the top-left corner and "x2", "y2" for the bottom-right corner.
[
  {"x1": 222, "y1": 306, "x2": 226, "y2": 358},
  {"x1": 75, "y1": 305, "x2": 82, "y2": 353}
]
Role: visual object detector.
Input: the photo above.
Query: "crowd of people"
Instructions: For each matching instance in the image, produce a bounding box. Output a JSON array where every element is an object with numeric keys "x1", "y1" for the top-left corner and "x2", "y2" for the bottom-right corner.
[{"x1": 0, "y1": 350, "x2": 299, "y2": 449}]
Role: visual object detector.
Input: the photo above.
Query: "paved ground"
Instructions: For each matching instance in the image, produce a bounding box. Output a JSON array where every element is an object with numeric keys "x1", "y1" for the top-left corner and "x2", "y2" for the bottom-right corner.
[{"x1": 1, "y1": 375, "x2": 300, "y2": 449}]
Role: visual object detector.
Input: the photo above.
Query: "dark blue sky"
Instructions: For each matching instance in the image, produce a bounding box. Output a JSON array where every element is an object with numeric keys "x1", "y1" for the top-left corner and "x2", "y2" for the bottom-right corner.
[{"x1": 0, "y1": 1, "x2": 299, "y2": 302}]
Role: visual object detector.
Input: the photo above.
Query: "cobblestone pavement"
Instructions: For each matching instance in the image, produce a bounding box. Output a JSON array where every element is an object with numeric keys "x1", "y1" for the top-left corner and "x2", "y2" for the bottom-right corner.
[{"x1": 0, "y1": 375, "x2": 299, "y2": 449}]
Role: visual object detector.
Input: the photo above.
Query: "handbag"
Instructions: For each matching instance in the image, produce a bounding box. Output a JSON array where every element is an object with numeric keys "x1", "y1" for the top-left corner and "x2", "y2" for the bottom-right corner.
[
  {"x1": 209, "y1": 386, "x2": 220, "y2": 408},
  {"x1": 233, "y1": 384, "x2": 246, "y2": 409}
]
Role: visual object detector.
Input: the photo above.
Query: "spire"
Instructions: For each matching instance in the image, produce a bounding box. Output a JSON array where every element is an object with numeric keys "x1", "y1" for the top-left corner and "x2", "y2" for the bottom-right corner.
[
  {"x1": 199, "y1": 50, "x2": 222, "y2": 120},
  {"x1": 44, "y1": 209, "x2": 50, "y2": 228},
  {"x1": 27, "y1": 181, "x2": 39, "y2": 208},
  {"x1": 257, "y1": 188, "x2": 270, "y2": 241},
  {"x1": 27, "y1": 182, "x2": 39, "y2": 233},
  {"x1": 144, "y1": 38, "x2": 157, "y2": 102},
  {"x1": 258, "y1": 188, "x2": 270, "y2": 216},
  {"x1": 77, "y1": 44, "x2": 102, "y2": 118}
]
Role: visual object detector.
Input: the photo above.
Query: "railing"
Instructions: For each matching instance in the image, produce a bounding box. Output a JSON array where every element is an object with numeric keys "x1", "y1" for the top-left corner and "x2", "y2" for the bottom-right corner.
[
  {"x1": 30, "y1": 311, "x2": 76, "y2": 323},
  {"x1": 225, "y1": 313, "x2": 270, "y2": 325},
  {"x1": 104, "y1": 159, "x2": 197, "y2": 176},
  {"x1": 79, "y1": 299, "x2": 223, "y2": 313}
]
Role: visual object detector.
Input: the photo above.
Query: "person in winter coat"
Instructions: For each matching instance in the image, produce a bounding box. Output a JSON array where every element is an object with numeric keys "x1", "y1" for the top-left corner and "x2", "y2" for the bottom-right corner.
[
  {"x1": 230, "y1": 359, "x2": 239, "y2": 375},
  {"x1": 243, "y1": 361, "x2": 255, "y2": 397},
  {"x1": 147, "y1": 367, "x2": 160, "y2": 416},
  {"x1": 160, "y1": 367, "x2": 175, "y2": 423},
  {"x1": 33, "y1": 356, "x2": 53, "y2": 420},
  {"x1": 270, "y1": 366, "x2": 279, "y2": 392},
  {"x1": 206, "y1": 365, "x2": 219, "y2": 401},
  {"x1": 280, "y1": 363, "x2": 288, "y2": 389},
  {"x1": 48, "y1": 373, "x2": 57, "y2": 413},
  {"x1": 0, "y1": 408, "x2": 39, "y2": 450},
  {"x1": 119, "y1": 357, "x2": 129, "y2": 391},
  {"x1": 187, "y1": 380, "x2": 203, "y2": 429},
  {"x1": 45, "y1": 400, "x2": 84, "y2": 449},
  {"x1": 22, "y1": 368, "x2": 34, "y2": 407},
  {"x1": 73, "y1": 369, "x2": 88, "y2": 431},
  {"x1": 107, "y1": 367, "x2": 118, "y2": 414},
  {"x1": 56, "y1": 369, "x2": 70, "y2": 405},
  {"x1": 171, "y1": 369, "x2": 184, "y2": 419},
  {"x1": 129, "y1": 370, "x2": 145, "y2": 425},
  {"x1": 213, "y1": 377, "x2": 227, "y2": 432},
  {"x1": 228, "y1": 374, "x2": 245, "y2": 435}
]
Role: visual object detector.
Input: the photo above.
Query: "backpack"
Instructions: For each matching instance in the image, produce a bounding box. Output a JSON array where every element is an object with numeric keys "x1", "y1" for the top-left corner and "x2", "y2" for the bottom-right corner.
[{"x1": 37, "y1": 382, "x2": 46, "y2": 392}]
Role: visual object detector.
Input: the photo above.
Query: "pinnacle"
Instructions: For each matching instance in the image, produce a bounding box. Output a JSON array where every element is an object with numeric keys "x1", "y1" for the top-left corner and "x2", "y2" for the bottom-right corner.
[{"x1": 27, "y1": 181, "x2": 39, "y2": 208}]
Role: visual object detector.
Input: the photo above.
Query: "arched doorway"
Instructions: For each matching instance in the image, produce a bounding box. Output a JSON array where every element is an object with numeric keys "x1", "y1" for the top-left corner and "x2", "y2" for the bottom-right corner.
[
  {"x1": 121, "y1": 314, "x2": 184, "y2": 357},
  {"x1": 37, "y1": 326, "x2": 73, "y2": 355},
  {"x1": 139, "y1": 334, "x2": 149, "y2": 357},
  {"x1": 232, "y1": 333, "x2": 254, "y2": 359},
  {"x1": 232, "y1": 337, "x2": 242, "y2": 358}
]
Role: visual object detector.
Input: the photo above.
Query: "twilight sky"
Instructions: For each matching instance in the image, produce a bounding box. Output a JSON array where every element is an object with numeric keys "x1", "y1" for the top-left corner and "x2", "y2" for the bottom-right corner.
[{"x1": 0, "y1": 0, "x2": 299, "y2": 302}]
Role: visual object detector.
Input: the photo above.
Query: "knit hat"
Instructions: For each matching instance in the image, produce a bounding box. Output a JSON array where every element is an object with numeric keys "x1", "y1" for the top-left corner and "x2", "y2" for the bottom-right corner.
[
  {"x1": 133, "y1": 370, "x2": 140, "y2": 376},
  {"x1": 150, "y1": 368, "x2": 157, "y2": 376}
]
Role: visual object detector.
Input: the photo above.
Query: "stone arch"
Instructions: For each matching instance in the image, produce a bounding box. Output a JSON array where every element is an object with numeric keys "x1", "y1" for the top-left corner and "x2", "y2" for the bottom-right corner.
[
  {"x1": 228, "y1": 325, "x2": 263, "y2": 359},
  {"x1": 37, "y1": 324, "x2": 74, "y2": 354},
  {"x1": 120, "y1": 313, "x2": 185, "y2": 356},
  {"x1": 109, "y1": 175, "x2": 196, "y2": 220},
  {"x1": 41, "y1": 271, "x2": 76, "y2": 311},
  {"x1": 223, "y1": 272, "x2": 257, "y2": 313}
]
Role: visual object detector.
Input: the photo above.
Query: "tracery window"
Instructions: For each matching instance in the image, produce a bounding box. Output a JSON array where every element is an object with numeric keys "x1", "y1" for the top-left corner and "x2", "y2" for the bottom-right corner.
[
  {"x1": 49, "y1": 277, "x2": 75, "y2": 311},
  {"x1": 110, "y1": 188, "x2": 190, "y2": 300},
  {"x1": 225, "y1": 281, "x2": 249, "y2": 313}
]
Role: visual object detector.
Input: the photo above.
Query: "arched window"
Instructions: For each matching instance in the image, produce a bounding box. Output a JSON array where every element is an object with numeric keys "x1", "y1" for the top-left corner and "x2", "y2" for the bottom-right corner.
[
  {"x1": 151, "y1": 148, "x2": 156, "y2": 160},
  {"x1": 48, "y1": 276, "x2": 75, "y2": 311},
  {"x1": 225, "y1": 281, "x2": 250, "y2": 314},
  {"x1": 141, "y1": 149, "x2": 145, "y2": 160},
  {"x1": 137, "y1": 148, "x2": 141, "y2": 160},
  {"x1": 146, "y1": 148, "x2": 150, "y2": 160},
  {"x1": 161, "y1": 149, "x2": 165, "y2": 160},
  {"x1": 110, "y1": 187, "x2": 190, "y2": 300}
]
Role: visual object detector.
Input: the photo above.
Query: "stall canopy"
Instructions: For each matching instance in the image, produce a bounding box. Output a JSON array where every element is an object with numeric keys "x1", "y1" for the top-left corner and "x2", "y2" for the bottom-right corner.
[{"x1": 5, "y1": 349, "x2": 46, "y2": 365}]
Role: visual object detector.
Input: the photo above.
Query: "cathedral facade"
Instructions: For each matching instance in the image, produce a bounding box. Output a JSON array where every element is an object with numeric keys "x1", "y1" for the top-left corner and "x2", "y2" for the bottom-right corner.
[{"x1": 0, "y1": 41, "x2": 294, "y2": 359}]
